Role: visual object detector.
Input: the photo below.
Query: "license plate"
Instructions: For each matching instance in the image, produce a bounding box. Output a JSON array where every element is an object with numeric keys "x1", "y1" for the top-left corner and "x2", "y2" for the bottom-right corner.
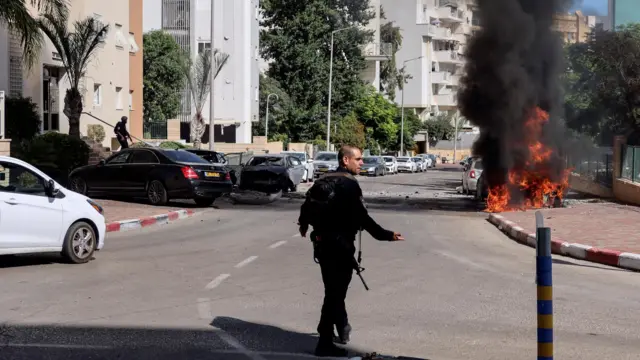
[
  {"x1": 318, "y1": 168, "x2": 328, "y2": 172},
  {"x1": 205, "y1": 172, "x2": 220, "y2": 177}
]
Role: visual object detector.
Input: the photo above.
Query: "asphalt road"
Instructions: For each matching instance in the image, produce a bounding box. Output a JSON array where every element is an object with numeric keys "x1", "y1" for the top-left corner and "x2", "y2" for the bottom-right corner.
[{"x1": 2, "y1": 168, "x2": 640, "y2": 360}]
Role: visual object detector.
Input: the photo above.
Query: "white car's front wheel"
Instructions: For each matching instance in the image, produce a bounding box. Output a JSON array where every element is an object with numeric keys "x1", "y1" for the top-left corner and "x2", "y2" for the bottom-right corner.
[{"x1": 62, "y1": 221, "x2": 97, "y2": 264}]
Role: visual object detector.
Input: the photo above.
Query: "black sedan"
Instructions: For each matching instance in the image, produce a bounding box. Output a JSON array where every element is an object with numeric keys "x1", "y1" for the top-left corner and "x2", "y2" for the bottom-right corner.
[{"x1": 68, "y1": 148, "x2": 233, "y2": 206}]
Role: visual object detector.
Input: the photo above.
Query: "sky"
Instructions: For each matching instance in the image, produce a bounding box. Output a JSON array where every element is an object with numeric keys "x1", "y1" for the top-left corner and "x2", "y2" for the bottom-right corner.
[{"x1": 572, "y1": 0, "x2": 608, "y2": 15}]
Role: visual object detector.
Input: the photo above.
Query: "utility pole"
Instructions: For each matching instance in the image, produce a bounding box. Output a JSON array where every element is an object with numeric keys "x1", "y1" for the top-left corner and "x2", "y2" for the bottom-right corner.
[
  {"x1": 326, "y1": 25, "x2": 356, "y2": 151},
  {"x1": 208, "y1": 0, "x2": 216, "y2": 150},
  {"x1": 400, "y1": 55, "x2": 423, "y2": 156}
]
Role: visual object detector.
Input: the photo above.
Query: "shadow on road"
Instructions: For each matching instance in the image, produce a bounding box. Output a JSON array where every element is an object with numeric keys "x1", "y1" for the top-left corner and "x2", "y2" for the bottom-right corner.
[
  {"x1": 552, "y1": 258, "x2": 628, "y2": 272},
  {"x1": 0, "y1": 320, "x2": 432, "y2": 360}
]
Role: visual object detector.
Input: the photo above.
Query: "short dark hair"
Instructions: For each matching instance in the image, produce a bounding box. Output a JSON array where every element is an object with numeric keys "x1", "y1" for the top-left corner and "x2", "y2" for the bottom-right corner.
[
  {"x1": 338, "y1": 145, "x2": 360, "y2": 166},
  {"x1": 121, "y1": 116, "x2": 128, "y2": 121}
]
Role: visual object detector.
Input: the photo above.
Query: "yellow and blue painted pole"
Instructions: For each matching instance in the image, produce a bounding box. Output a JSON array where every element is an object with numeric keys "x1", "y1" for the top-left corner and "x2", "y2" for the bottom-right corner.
[{"x1": 536, "y1": 225, "x2": 553, "y2": 360}]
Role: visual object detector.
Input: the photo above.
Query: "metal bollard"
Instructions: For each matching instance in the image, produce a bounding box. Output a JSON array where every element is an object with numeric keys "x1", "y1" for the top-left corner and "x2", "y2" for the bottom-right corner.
[{"x1": 536, "y1": 225, "x2": 553, "y2": 360}]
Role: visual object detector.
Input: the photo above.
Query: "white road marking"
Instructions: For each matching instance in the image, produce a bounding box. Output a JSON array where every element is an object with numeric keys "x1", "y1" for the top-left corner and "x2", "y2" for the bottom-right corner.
[
  {"x1": 1, "y1": 343, "x2": 112, "y2": 349},
  {"x1": 234, "y1": 256, "x2": 258, "y2": 268},
  {"x1": 197, "y1": 297, "x2": 212, "y2": 319},
  {"x1": 269, "y1": 240, "x2": 287, "y2": 249},
  {"x1": 205, "y1": 274, "x2": 230, "y2": 290},
  {"x1": 212, "y1": 326, "x2": 268, "y2": 360}
]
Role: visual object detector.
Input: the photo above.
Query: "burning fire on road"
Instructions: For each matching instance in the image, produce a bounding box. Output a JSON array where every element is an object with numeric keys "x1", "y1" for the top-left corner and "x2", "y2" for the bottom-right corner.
[{"x1": 458, "y1": 0, "x2": 572, "y2": 213}]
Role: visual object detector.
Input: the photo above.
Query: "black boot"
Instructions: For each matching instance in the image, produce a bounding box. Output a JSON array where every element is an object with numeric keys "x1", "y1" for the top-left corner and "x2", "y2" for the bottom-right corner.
[
  {"x1": 335, "y1": 324, "x2": 351, "y2": 344},
  {"x1": 315, "y1": 338, "x2": 348, "y2": 357}
]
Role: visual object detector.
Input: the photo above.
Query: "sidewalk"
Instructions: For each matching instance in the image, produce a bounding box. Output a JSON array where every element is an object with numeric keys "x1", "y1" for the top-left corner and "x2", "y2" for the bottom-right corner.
[
  {"x1": 97, "y1": 199, "x2": 202, "y2": 233},
  {"x1": 489, "y1": 201, "x2": 640, "y2": 271}
]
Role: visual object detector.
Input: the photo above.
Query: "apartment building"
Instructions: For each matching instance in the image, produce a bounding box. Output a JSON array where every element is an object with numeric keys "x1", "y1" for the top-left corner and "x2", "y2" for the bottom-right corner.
[
  {"x1": 608, "y1": 0, "x2": 640, "y2": 31},
  {"x1": 360, "y1": 0, "x2": 392, "y2": 92},
  {"x1": 380, "y1": 0, "x2": 476, "y2": 126},
  {"x1": 0, "y1": 0, "x2": 141, "y2": 149},
  {"x1": 552, "y1": 11, "x2": 596, "y2": 43},
  {"x1": 144, "y1": 0, "x2": 260, "y2": 144}
]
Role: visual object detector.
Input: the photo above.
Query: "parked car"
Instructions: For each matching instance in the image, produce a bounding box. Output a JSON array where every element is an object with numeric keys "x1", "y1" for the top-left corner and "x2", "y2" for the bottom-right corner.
[
  {"x1": 237, "y1": 153, "x2": 306, "y2": 193},
  {"x1": 360, "y1": 156, "x2": 386, "y2": 176},
  {"x1": 462, "y1": 157, "x2": 484, "y2": 195},
  {"x1": 281, "y1": 151, "x2": 314, "y2": 182},
  {"x1": 396, "y1": 157, "x2": 417, "y2": 173},
  {"x1": 417, "y1": 154, "x2": 433, "y2": 168},
  {"x1": 313, "y1": 151, "x2": 339, "y2": 178},
  {"x1": 68, "y1": 148, "x2": 233, "y2": 207},
  {"x1": 412, "y1": 157, "x2": 427, "y2": 172},
  {"x1": 475, "y1": 170, "x2": 489, "y2": 201},
  {"x1": 426, "y1": 154, "x2": 437, "y2": 168},
  {"x1": 0, "y1": 156, "x2": 106, "y2": 263},
  {"x1": 184, "y1": 149, "x2": 238, "y2": 184},
  {"x1": 382, "y1": 156, "x2": 397, "y2": 174}
]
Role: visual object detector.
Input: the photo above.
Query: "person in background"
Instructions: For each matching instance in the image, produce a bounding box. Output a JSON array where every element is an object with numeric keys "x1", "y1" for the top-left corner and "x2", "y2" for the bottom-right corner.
[{"x1": 114, "y1": 116, "x2": 133, "y2": 150}]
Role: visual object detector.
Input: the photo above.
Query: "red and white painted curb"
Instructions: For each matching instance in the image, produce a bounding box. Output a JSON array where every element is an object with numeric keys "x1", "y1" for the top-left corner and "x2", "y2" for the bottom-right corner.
[
  {"x1": 488, "y1": 213, "x2": 640, "y2": 272},
  {"x1": 106, "y1": 209, "x2": 197, "y2": 233}
]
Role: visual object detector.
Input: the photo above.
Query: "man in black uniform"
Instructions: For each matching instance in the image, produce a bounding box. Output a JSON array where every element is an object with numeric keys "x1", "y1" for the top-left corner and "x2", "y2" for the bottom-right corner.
[
  {"x1": 114, "y1": 116, "x2": 132, "y2": 149},
  {"x1": 298, "y1": 145, "x2": 404, "y2": 357}
]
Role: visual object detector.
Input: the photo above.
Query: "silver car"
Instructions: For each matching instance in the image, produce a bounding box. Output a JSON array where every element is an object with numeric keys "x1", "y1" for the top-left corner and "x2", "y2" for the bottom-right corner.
[
  {"x1": 313, "y1": 151, "x2": 338, "y2": 178},
  {"x1": 396, "y1": 157, "x2": 417, "y2": 173},
  {"x1": 383, "y1": 156, "x2": 397, "y2": 174},
  {"x1": 462, "y1": 157, "x2": 483, "y2": 195}
]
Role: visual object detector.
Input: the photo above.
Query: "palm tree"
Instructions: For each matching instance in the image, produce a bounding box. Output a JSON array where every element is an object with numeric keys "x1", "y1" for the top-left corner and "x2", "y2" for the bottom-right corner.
[
  {"x1": 37, "y1": 13, "x2": 109, "y2": 138},
  {"x1": 1, "y1": 0, "x2": 68, "y2": 70},
  {"x1": 182, "y1": 48, "x2": 230, "y2": 148}
]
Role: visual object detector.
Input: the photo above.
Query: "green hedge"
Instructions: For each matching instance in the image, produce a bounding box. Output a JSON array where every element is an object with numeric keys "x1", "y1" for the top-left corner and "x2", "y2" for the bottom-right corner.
[
  {"x1": 131, "y1": 141, "x2": 191, "y2": 150},
  {"x1": 12, "y1": 133, "x2": 90, "y2": 186}
]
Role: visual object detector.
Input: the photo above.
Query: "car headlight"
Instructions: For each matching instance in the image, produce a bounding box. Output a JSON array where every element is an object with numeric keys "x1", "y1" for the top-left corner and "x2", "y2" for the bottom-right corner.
[
  {"x1": 368, "y1": 167, "x2": 375, "y2": 171},
  {"x1": 87, "y1": 199, "x2": 104, "y2": 215}
]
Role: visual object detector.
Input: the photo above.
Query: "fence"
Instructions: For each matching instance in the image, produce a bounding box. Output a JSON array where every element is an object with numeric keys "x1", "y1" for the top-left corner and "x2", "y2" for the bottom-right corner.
[
  {"x1": 143, "y1": 122, "x2": 168, "y2": 140},
  {"x1": 567, "y1": 149, "x2": 614, "y2": 187},
  {"x1": 620, "y1": 145, "x2": 640, "y2": 183}
]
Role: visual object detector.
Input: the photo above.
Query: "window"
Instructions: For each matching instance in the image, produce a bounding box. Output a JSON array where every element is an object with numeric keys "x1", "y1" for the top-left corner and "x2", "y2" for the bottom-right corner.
[
  {"x1": 107, "y1": 152, "x2": 131, "y2": 164},
  {"x1": 114, "y1": 24, "x2": 127, "y2": 49},
  {"x1": 162, "y1": 150, "x2": 210, "y2": 164},
  {"x1": 115, "y1": 87, "x2": 123, "y2": 110},
  {"x1": 198, "y1": 41, "x2": 211, "y2": 54},
  {"x1": 129, "y1": 90, "x2": 134, "y2": 110},
  {"x1": 128, "y1": 32, "x2": 139, "y2": 53},
  {"x1": 0, "y1": 162, "x2": 46, "y2": 196},
  {"x1": 289, "y1": 157, "x2": 301, "y2": 166},
  {"x1": 130, "y1": 150, "x2": 159, "y2": 164},
  {"x1": 93, "y1": 84, "x2": 102, "y2": 106}
]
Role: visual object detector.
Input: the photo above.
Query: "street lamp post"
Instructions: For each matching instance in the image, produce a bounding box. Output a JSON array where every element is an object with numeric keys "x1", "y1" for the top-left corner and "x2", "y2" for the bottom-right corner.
[
  {"x1": 208, "y1": 0, "x2": 216, "y2": 150},
  {"x1": 326, "y1": 25, "x2": 357, "y2": 151},
  {"x1": 400, "y1": 55, "x2": 424, "y2": 156},
  {"x1": 265, "y1": 93, "x2": 278, "y2": 140}
]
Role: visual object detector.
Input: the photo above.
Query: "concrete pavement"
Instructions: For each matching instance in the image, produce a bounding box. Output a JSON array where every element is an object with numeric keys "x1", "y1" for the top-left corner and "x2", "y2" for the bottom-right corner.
[{"x1": 1, "y1": 169, "x2": 640, "y2": 360}]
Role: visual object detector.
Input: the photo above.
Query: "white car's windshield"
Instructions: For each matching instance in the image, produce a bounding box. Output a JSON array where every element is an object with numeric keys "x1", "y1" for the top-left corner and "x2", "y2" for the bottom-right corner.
[{"x1": 315, "y1": 153, "x2": 337, "y2": 161}]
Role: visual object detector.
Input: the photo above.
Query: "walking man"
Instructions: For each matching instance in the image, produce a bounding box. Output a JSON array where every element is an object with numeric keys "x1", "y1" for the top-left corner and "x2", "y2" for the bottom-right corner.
[
  {"x1": 298, "y1": 145, "x2": 404, "y2": 357},
  {"x1": 114, "y1": 116, "x2": 132, "y2": 149}
]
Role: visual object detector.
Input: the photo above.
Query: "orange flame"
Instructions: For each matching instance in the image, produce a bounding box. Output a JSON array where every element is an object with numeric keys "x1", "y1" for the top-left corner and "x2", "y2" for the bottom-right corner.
[{"x1": 485, "y1": 107, "x2": 570, "y2": 213}]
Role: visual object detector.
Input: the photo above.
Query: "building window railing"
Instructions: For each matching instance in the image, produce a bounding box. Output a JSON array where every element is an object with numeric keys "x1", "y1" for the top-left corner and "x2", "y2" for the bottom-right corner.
[{"x1": 143, "y1": 121, "x2": 168, "y2": 140}]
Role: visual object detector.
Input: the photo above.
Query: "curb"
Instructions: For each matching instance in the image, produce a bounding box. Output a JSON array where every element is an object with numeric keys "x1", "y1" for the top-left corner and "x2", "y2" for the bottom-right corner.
[
  {"x1": 487, "y1": 214, "x2": 640, "y2": 272},
  {"x1": 106, "y1": 209, "x2": 197, "y2": 233}
]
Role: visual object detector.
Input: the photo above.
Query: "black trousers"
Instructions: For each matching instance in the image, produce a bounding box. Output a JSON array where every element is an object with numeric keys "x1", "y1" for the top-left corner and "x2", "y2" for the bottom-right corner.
[
  {"x1": 118, "y1": 138, "x2": 129, "y2": 149},
  {"x1": 316, "y1": 249, "x2": 354, "y2": 340}
]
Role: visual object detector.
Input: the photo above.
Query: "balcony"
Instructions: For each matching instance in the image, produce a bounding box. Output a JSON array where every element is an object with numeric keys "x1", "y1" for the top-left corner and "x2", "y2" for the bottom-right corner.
[
  {"x1": 451, "y1": 74, "x2": 461, "y2": 86},
  {"x1": 438, "y1": 0, "x2": 461, "y2": 7},
  {"x1": 434, "y1": 50, "x2": 463, "y2": 63},
  {"x1": 433, "y1": 93, "x2": 456, "y2": 107},
  {"x1": 432, "y1": 26, "x2": 453, "y2": 40},
  {"x1": 361, "y1": 42, "x2": 392, "y2": 61},
  {"x1": 431, "y1": 71, "x2": 452, "y2": 84},
  {"x1": 437, "y1": 6, "x2": 464, "y2": 23}
]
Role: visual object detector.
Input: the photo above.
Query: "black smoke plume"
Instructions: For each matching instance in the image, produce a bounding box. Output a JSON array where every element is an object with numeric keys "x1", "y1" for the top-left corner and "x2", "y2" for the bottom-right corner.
[{"x1": 458, "y1": 0, "x2": 571, "y2": 204}]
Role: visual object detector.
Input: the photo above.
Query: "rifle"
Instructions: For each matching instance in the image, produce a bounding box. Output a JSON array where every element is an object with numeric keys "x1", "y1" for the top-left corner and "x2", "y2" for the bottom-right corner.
[{"x1": 354, "y1": 228, "x2": 370, "y2": 291}]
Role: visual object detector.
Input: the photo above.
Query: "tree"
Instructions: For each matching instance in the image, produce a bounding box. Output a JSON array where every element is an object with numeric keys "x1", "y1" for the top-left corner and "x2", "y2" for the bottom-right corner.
[
  {"x1": 422, "y1": 113, "x2": 454, "y2": 147},
  {"x1": 379, "y1": 7, "x2": 411, "y2": 100},
  {"x1": 37, "y1": 13, "x2": 108, "y2": 138},
  {"x1": 182, "y1": 48, "x2": 229, "y2": 148},
  {"x1": 252, "y1": 74, "x2": 294, "y2": 140},
  {"x1": 354, "y1": 86, "x2": 398, "y2": 150},
  {"x1": 332, "y1": 112, "x2": 366, "y2": 149},
  {"x1": 1, "y1": 0, "x2": 68, "y2": 70},
  {"x1": 393, "y1": 108, "x2": 422, "y2": 152},
  {"x1": 260, "y1": 0, "x2": 375, "y2": 142},
  {"x1": 5, "y1": 96, "x2": 41, "y2": 142},
  {"x1": 563, "y1": 24, "x2": 640, "y2": 145},
  {"x1": 143, "y1": 30, "x2": 187, "y2": 125}
]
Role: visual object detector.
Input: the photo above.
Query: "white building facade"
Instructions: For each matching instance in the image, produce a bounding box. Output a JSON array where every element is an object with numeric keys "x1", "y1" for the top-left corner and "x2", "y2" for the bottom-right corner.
[
  {"x1": 144, "y1": 0, "x2": 260, "y2": 144},
  {"x1": 0, "y1": 0, "x2": 136, "y2": 149},
  {"x1": 380, "y1": 0, "x2": 477, "y2": 124}
]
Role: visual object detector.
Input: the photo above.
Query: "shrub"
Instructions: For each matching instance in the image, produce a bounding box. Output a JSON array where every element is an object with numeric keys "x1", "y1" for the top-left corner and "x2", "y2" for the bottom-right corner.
[
  {"x1": 159, "y1": 141, "x2": 190, "y2": 149},
  {"x1": 87, "y1": 124, "x2": 106, "y2": 143},
  {"x1": 13, "y1": 132, "x2": 91, "y2": 186},
  {"x1": 5, "y1": 96, "x2": 41, "y2": 142},
  {"x1": 131, "y1": 141, "x2": 152, "y2": 148}
]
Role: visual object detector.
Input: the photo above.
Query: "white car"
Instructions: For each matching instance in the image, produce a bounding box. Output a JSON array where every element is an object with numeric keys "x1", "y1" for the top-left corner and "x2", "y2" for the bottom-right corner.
[
  {"x1": 0, "y1": 156, "x2": 106, "y2": 263},
  {"x1": 396, "y1": 157, "x2": 417, "y2": 173},
  {"x1": 281, "y1": 151, "x2": 314, "y2": 182},
  {"x1": 462, "y1": 157, "x2": 483, "y2": 195},
  {"x1": 412, "y1": 157, "x2": 427, "y2": 172},
  {"x1": 382, "y1": 156, "x2": 397, "y2": 174},
  {"x1": 417, "y1": 154, "x2": 433, "y2": 168}
]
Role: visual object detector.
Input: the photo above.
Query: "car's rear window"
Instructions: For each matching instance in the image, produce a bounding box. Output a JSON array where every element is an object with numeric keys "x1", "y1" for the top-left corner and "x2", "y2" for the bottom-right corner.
[
  {"x1": 473, "y1": 160, "x2": 483, "y2": 170},
  {"x1": 163, "y1": 150, "x2": 210, "y2": 164}
]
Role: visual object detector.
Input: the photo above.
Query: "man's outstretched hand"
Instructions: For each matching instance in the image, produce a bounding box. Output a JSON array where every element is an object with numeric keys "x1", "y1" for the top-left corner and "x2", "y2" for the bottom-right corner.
[{"x1": 393, "y1": 232, "x2": 404, "y2": 241}]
